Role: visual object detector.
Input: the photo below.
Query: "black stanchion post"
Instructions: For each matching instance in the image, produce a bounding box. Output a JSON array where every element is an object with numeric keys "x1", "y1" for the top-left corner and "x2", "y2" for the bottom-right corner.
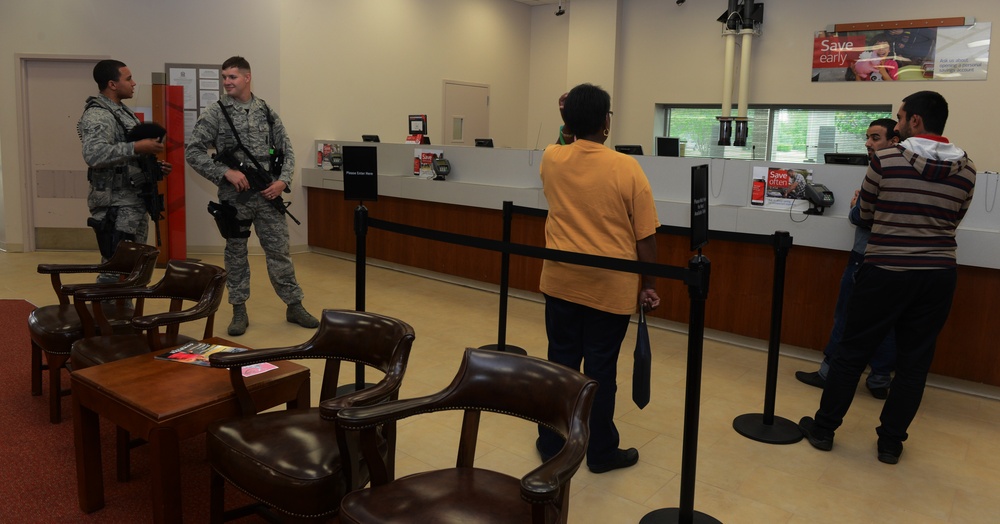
[
  {"x1": 340, "y1": 204, "x2": 372, "y2": 395},
  {"x1": 641, "y1": 255, "x2": 721, "y2": 524},
  {"x1": 732, "y1": 230, "x2": 802, "y2": 444},
  {"x1": 478, "y1": 200, "x2": 526, "y2": 355}
]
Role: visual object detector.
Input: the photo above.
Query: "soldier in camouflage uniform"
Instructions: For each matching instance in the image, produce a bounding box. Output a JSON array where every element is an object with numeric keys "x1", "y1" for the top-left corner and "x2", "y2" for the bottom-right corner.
[
  {"x1": 185, "y1": 56, "x2": 317, "y2": 336},
  {"x1": 78, "y1": 59, "x2": 170, "y2": 281}
]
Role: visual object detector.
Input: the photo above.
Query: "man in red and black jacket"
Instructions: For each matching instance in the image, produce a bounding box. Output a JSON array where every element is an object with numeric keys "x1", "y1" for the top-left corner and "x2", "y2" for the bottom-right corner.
[{"x1": 799, "y1": 91, "x2": 976, "y2": 465}]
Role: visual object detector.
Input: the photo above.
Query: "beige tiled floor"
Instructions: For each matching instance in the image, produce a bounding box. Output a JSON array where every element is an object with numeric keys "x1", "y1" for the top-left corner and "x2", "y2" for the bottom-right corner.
[{"x1": 6, "y1": 249, "x2": 1000, "y2": 523}]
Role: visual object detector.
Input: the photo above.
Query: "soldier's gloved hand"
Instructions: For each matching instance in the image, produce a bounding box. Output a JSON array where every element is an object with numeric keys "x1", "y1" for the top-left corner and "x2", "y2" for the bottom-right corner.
[
  {"x1": 134, "y1": 138, "x2": 165, "y2": 155},
  {"x1": 224, "y1": 169, "x2": 249, "y2": 191}
]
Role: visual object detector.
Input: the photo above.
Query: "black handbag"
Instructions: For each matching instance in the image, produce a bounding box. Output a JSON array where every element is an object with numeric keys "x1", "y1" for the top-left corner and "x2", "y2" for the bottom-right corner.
[{"x1": 632, "y1": 308, "x2": 651, "y2": 409}]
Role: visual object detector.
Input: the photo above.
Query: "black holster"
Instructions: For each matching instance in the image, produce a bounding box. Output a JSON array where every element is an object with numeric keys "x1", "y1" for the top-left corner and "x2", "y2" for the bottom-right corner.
[
  {"x1": 207, "y1": 201, "x2": 252, "y2": 239},
  {"x1": 87, "y1": 207, "x2": 134, "y2": 259}
]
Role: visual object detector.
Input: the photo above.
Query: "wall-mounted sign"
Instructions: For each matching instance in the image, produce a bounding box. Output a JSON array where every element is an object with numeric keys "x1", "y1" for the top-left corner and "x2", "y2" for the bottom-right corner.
[{"x1": 811, "y1": 22, "x2": 990, "y2": 82}]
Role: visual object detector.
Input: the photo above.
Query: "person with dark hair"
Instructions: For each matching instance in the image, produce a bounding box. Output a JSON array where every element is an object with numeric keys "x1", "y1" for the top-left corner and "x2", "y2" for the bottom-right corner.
[
  {"x1": 851, "y1": 32, "x2": 898, "y2": 81},
  {"x1": 185, "y1": 56, "x2": 318, "y2": 336},
  {"x1": 535, "y1": 83, "x2": 661, "y2": 473},
  {"x1": 78, "y1": 59, "x2": 171, "y2": 278},
  {"x1": 796, "y1": 118, "x2": 899, "y2": 399},
  {"x1": 800, "y1": 91, "x2": 976, "y2": 465}
]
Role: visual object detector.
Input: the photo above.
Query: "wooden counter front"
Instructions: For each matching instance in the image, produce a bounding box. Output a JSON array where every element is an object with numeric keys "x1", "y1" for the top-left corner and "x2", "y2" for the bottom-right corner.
[{"x1": 308, "y1": 187, "x2": 1000, "y2": 387}]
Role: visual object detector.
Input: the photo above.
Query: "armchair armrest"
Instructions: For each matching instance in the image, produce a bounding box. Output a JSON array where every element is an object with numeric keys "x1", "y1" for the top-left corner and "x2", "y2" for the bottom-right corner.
[
  {"x1": 207, "y1": 343, "x2": 315, "y2": 368},
  {"x1": 336, "y1": 393, "x2": 445, "y2": 431},
  {"x1": 208, "y1": 343, "x2": 317, "y2": 417},
  {"x1": 519, "y1": 426, "x2": 589, "y2": 504},
  {"x1": 74, "y1": 286, "x2": 156, "y2": 302},
  {"x1": 319, "y1": 378, "x2": 403, "y2": 419},
  {"x1": 37, "y1": 262, "x2": 107, "y2": 275},
  {"x1": 130, "y1": 300, "x2": 215, "y2": 331}
]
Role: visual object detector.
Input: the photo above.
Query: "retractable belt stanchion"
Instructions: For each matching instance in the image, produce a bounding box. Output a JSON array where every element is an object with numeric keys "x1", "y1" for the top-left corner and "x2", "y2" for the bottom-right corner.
[
  {"x1": 338, "y1": 204, "x2": 374, "y2": 396},
  {"x1": 478, "y1": 201, "x2": 526, "y2": 355},
  {"x1": 641, "y1": 254, "x2": 720, "y2": 524},
  {"x1": 732, "y1": 231, "x2": 802, "y2": 444}
]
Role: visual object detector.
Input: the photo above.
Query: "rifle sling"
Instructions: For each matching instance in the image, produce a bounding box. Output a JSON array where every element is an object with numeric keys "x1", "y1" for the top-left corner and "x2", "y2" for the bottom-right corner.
[{"x1": 217, "y1": 99, "x2": 275, "y2": 180}]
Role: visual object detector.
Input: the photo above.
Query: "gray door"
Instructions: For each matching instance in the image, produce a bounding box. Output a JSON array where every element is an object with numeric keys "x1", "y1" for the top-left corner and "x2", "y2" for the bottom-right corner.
[
  {"x1": 24, "y1": 58, "x2": 100, "y2": 250},
  {"x1": 442, "y1": 81, "x2": 489, "y2": 146}
]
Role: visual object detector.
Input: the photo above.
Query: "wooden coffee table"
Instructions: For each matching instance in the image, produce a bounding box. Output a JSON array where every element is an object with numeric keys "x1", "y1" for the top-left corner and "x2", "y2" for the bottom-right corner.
[{"x1": 72, "y1": 337, "x2": 310, "y2": 523}]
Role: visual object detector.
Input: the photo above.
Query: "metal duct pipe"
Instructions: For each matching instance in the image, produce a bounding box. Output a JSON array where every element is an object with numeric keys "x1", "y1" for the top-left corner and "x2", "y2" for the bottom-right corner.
[
  {"x1": 718, "y1": 0, "x2": 740, "y2": 145},
  {"x1": 721, "y1": 32, "x2": 737, "y2": 118},
  {"x1": 736, "y1": 29, "x2": 753, "y2": 119},
  {"x1": 734, "y1": 1, "x2": 756, "y2": 146}
]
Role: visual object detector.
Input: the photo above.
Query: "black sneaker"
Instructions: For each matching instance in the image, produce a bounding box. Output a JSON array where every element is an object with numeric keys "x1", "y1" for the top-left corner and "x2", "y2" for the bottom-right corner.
[
  {"x1": 866, "y1": 383, "x2": 889, "y2": 400},
  {"x1": 795, "y1": 371, "x2": 826, "y2": 390},
  {"x1": 798, "y1": 416, "x2": 834, "y2": 451},
  {"x1": 877, "y1": 437, "x2": 903, "y2": 464},
  {"x1": 588, "y1": 448, "x2": 639, "y2": 474}
]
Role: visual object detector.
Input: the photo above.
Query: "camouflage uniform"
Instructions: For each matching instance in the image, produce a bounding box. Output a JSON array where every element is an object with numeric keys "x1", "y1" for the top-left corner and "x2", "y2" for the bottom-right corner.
[
  {"x1": 185, "y1": 94, "x2": 304, "y2": 306},
  {"x1": 77, "y1": 94, "x2": 149, "y2": 281}
]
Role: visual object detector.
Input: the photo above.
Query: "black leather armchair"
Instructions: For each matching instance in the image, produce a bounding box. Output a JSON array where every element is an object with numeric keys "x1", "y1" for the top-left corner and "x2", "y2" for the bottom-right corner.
[
  {"x1": 27, "y1": 241, "x2": 159, "y2": 422},
  {"x1": 205, "y1": 310, "x2": 416, "y2": 522},
  {"x1": 337, "y1": 348, "x2": 598, "y2": 524}
]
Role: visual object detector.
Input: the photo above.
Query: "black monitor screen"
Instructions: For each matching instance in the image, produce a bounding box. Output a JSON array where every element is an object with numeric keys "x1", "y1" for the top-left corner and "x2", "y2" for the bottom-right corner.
[
  {"x1": 408, "y1": 114, "x2": 428, "y2": 135},
  {"x1": 474, "y1": 138, "x2": 494, "y2": 148},
  {"x1": 656, "y1": 137, "x2": 680, "y2": 157},
  {"x1": 615, "y1": 145, "x2": 643, "y2": 155},
  {"x1": 361, "y1": 135, "x2": 380, "y2": 143},
  {"x1": 824, "y1": 153, "x2": 868, "y2": 166}
]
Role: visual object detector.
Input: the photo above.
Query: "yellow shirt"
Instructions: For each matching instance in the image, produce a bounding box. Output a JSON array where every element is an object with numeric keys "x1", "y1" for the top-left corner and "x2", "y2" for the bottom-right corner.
[{"x1": 539, "y1": 140, "x2": 660, "y2": 314}]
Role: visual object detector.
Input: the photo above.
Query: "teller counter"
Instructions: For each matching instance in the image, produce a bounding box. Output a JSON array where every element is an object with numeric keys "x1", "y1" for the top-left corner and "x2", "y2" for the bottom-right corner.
[{"x1": 303, "y1": 142, "x2": 1000, "y2": 387}]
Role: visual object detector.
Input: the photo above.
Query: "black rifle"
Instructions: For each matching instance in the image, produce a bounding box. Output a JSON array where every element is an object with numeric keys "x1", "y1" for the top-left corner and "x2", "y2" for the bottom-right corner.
[
  {"x1": 125, "y1": 122, "x2": 168, "y2": 246},
  {"x1": 214, "y1": 148, "x2": 301, "y2": 225}
]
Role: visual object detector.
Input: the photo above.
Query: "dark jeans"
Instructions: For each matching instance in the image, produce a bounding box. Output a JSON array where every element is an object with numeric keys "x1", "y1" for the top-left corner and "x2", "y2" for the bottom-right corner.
[
  {"x1": 815, "y1": 265, "x2": 957, "y2": 444},
  {"x1": 821, "y1": 250, "x2": 897, "y2": 388},
  {"x1": 537, "y1": 294, "x2": 631, "y2": 465}
]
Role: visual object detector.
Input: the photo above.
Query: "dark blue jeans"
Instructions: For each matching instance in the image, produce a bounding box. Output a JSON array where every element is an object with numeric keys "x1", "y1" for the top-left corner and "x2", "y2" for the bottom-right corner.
[
  {"x1": 821, "y1": 250, "x2": 897, "y2": 388},
  {"x1": 537, "y1": 294, "x2": 631, "y2": 465},
  {"x1": 815, "y1": 265, "x2": 957, "y2": 444}
]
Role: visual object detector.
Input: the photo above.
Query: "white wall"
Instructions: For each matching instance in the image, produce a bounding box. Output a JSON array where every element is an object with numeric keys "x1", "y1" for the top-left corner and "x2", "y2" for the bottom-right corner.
[
  {"x1": 611, "y1": 0, "x2": 999, "y2": 171},
  {"x1": 0, "y1": 0, "x2": 282, "y2": 252}
]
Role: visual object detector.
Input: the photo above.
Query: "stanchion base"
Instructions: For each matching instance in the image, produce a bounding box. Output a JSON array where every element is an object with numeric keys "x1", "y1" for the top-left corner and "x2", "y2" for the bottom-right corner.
[
  {"x1": 640, "y1": 508, "x2": 723, "y2": 524},
  {"x1": 732, "y1": 413, "x2": 803, "y2": 444},
  {"x1": 478, "y1": 343, "x2": 527, "y2": 356},
  {"x1": 335, "y1": 383, "x2": 377, "y2": 397}
]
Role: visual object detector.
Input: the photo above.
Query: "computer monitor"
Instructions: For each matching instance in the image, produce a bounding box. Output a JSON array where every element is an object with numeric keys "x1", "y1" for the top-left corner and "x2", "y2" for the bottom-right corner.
[
  {"x1": 656, "y1": 137, "x2": 680, "y2": 157},
  {"x1": 474, "y1": 138, "x2": 494, "y2": 148},
  {"x1": 408, "y1": 114, "x2": 428, "y2": 135},
  {"x1": 614, "y1": 145, "x2": 643, "y2": 155},
  {"x1": 824, "y1": 152, "x2": 868, "y2": 166},
  {"x1": 361, "y1": 135, "x2": 380, "y2": 143}
]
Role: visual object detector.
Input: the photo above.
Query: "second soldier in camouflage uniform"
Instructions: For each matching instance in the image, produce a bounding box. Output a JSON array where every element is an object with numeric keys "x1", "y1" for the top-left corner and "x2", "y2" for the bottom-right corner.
[
  {"x1": 78, "y1": 59, "x2": 169, "y2": 281},
  {"x1": 185, "y1": 56, "x2": 317, "y2": 336}
]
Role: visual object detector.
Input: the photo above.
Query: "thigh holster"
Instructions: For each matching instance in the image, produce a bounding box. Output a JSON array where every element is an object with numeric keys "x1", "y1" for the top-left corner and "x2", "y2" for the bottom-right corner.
[{"x1": 208, "y1": 200, "x2": 252, "y2": 239}]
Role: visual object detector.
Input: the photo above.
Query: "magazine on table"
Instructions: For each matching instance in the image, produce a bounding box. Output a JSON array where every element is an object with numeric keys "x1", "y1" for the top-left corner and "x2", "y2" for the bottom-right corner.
[{"x1": 155, "y1": 341, "x2": 278, "y2": 377}]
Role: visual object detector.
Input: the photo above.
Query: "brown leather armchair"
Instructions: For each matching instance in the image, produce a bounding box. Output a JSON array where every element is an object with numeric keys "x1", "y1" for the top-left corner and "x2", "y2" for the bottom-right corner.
[
  {"x1": 204, "y1": 310, "x2": 416, "y2": 523},
  {"x1": 27, "y1": 241, "x2": 159, "y2": 423},
  {"x1": 337, "y1": 348, "x2": 598, "y2": 524},
  {"x1": 69, "y1": 260, "x2": 227, "y2": 370}
]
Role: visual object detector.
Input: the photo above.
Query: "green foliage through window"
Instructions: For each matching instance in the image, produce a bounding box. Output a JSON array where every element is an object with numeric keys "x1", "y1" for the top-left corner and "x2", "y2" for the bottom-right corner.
[{"x1": 660, "y1": 104, "x2": 891, "y2": 163}]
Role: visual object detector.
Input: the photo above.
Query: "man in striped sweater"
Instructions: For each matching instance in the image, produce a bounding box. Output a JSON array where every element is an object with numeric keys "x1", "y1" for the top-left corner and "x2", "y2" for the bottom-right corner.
[{"x1": 799, "y1": 91, "x2": 976, "y2": 464}]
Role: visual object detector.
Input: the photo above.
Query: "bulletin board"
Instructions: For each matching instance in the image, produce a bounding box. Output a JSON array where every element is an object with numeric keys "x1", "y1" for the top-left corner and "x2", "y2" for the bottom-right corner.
[{"x1": 164, "y1": 63, "x2": 223, "y2": 144}]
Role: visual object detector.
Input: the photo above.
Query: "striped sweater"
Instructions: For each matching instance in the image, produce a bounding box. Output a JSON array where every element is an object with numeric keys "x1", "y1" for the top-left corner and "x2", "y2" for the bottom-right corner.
[{"x1": 858, "y1": 136, "x2": 976, "y2": 270}]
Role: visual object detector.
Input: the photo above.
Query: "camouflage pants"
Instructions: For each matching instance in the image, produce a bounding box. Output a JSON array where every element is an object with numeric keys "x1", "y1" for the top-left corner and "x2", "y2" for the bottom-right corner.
[
  {"x1": 223, "y1": 193, "x2": 304, "y2": 306},
  {"x1": 89, "y1": 187, "x2": 148, "y2": 283}
]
